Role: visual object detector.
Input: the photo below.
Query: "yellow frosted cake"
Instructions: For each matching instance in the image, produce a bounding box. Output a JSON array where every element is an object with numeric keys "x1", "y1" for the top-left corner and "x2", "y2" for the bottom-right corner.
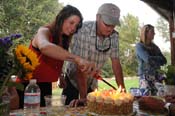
[{"x1": 87, "y1": 89, "x2": 134, "y2": 115}]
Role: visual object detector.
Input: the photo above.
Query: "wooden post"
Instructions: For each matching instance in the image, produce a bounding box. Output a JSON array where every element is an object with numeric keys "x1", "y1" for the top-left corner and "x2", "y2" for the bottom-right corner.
[{"x1": 169, "y1": 13, "x2": 175, "y2": 65}]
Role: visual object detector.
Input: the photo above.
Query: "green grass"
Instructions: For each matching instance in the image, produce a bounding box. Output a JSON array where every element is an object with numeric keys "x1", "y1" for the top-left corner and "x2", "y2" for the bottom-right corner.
[
  {"x1": 124, "y1": 78, "x2": 139, "y2": 91},
  {"x1": 98, "y1": 77, "x2": 139, "y2": 92},
  {"x1": 53, "y1": 77, "x2": 139, "y2": 95}
]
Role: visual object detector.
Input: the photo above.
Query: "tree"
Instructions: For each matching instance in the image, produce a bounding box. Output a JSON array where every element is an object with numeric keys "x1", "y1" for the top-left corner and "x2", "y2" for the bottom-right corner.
[
  {"x1": 0, "y1": 0, "x2": 63, "y2": 43},
  {"x1": 155, "y1": 16, "x2": 171, "y2": 66},
  {"x1": 155, "y1": 17, "x2": 169, "y2": 42},
  {"x1": 101, "y1": 13, "x2": 140, "y2": 77},
  {"x1": 117, "y1": 13, "x2": 140, "y2": 77}
]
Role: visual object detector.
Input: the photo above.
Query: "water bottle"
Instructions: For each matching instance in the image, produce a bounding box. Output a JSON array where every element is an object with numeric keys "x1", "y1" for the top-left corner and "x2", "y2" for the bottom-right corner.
[{"x1": 24, "y1": 79, "x2": 41, "y2": 116}]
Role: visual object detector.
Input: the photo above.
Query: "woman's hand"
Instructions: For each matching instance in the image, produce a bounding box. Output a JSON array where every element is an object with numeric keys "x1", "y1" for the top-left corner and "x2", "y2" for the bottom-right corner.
[
  {"x1": 75, "y1": 57, "x2": 96, "y2": 75},
  {"x1": 69, "y1": 98, "x2": 87, "y2": 107}
]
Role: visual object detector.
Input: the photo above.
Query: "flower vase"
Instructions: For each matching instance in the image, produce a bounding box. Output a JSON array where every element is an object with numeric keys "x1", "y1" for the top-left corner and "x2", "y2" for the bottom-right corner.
[{"x1": 0, "y1": 87, "x2": 10, "y2": 115}]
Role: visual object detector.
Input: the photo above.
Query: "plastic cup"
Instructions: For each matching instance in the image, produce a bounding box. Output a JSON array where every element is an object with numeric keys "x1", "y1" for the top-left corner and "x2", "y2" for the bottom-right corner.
[{"x1": 44, "y1": 95, "x2": 66, "y2": 115}]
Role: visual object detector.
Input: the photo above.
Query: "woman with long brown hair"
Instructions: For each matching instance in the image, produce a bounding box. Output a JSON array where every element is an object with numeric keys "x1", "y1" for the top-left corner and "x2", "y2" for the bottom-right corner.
[{"x1": 18, "y1": 5, "x2": 95, "y2": 108}]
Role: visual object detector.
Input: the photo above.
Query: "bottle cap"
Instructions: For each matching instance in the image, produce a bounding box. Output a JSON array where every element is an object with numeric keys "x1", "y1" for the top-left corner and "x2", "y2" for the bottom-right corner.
[{"x1": 30, "y1": 79, "x2": 37, "y2": 84}]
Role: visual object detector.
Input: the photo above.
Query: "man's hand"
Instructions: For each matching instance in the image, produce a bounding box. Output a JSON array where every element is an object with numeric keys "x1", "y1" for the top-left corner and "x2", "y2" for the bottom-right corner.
[
  {"x1": 69, "y1": 98, "x2": 87, "y2": 107},
  {"x1": 75, "y1": 57, "x2": 96, "y2": 75}
]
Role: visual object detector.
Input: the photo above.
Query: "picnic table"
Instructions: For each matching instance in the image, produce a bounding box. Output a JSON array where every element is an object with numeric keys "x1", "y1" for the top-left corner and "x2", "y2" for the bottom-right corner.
[{"x1": 10, "y1": 101, "x2": 168, "y2": 116}]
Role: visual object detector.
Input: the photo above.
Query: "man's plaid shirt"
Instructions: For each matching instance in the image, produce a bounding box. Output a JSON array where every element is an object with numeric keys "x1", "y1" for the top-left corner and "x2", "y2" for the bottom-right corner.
[{"x1": 65, "y1": 21, "x2": 120, "y2": 90}]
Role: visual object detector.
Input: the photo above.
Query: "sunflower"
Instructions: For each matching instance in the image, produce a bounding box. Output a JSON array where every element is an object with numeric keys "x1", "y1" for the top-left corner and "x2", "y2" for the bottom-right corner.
[
  {"x1": 14, "y1": 45, "x2": 39, "y2": 80},
  {"x1": 0, "y1": 34, "x2": 40, "y2": 97}
]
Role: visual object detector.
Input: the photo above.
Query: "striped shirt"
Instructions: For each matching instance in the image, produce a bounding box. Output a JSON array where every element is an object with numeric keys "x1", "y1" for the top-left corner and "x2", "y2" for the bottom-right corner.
[{"x1": 65, "y1": 21, "x2": 119, "y2": 89}]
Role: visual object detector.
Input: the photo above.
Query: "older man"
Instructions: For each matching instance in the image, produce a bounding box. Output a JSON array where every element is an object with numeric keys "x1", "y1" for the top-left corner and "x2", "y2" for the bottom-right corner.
[{"x1": 61, "y1": 3, "x2": 126, "y2": 106}]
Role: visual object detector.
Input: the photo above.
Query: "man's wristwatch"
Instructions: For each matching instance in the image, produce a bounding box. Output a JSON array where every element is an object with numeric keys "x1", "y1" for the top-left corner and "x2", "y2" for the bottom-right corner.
[{"x1": 164, "y1": 103, "x2": 171, "y2": 115}]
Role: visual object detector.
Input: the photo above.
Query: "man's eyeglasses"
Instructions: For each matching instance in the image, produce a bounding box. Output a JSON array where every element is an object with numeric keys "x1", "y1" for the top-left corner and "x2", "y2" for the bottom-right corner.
[{"x1": 95, "y1": 36, "x2": 111, "y2": 52}]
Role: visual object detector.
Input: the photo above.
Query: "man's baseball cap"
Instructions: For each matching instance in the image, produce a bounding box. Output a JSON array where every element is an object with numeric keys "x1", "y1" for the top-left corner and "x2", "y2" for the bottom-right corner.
[{"x1": 97, "y1": 3, "x2": 120, "y2": 26}]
